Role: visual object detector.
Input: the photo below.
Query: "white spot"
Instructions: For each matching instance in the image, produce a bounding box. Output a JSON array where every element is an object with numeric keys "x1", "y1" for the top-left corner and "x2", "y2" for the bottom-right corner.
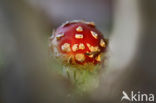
[
  {"x1": 76, "y1": 26, "x2": 83, "y2": 32},
  {"x1": 56, "y1": 33, "x2": 64, "y2": 40},
  {"x1": 96, "y1": 54, "x2": 101, "y2": 62},
  {"x1": 72, "y1": 44, "x2": 78, "y2": 52},
  {"x1": 79, "y1": 43, "x2": 85, "y2": 50},
  {"x1": 91, "y1": 31, "x2": 98, "y2": 39},
  {"x1": 75, "y1": 34, "x2": 83, "y2": 39},
  {"x1": 61, "y1": 43, "x2": 71, "y2": 52},
  {"x1": 100, "y1": 39, "x2": 106, "y2": 47},
  {"x1": 88, "y1": 54, "x2": 94, "y2": 58},
  {"x1": 87, "y1": 43, "x2": 100, "y2": 52},
  {"x1": 75, "y1": 53, "x2": 85, "y2": 62}
]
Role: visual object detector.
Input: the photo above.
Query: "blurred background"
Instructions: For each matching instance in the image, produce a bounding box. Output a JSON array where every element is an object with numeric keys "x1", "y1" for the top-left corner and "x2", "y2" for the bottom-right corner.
[{"x1": 0, "y1": 0, "x2": 156, "y2": 103}]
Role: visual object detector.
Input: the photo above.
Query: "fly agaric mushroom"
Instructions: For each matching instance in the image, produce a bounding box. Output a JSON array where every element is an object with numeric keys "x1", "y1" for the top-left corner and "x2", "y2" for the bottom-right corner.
[{"x1": 49, "y1": 20, "x2": 107, "y2": 67}]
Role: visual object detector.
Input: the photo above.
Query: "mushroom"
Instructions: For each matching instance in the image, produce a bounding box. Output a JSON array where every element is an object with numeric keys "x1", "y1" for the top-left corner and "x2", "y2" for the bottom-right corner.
[{"x1": 49, "y1": 20, "x2": 108, "y2": 66}]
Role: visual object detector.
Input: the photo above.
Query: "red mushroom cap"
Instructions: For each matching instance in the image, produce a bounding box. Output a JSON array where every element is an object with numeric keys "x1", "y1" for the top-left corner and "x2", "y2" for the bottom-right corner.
[{"x1": 49, "y1": 20, "x2": 107, "y2": 66}]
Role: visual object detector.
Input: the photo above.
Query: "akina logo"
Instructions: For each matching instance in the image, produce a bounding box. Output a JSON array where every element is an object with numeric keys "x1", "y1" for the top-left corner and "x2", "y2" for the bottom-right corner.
[{"x1": 121, "y1": 91, "x2": 155, "y2": 102}]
